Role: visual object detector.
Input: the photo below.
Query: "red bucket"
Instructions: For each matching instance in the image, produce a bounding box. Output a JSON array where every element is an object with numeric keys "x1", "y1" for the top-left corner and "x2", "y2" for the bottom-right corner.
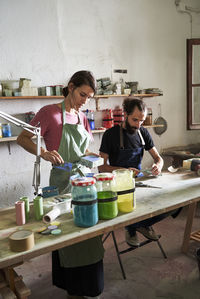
[
  {"x1": 102, "y1": 109, "x2": 114, "y2": 129},
  {"x1": 113, "y1": 107, "x2": 124, "y2": 126}
]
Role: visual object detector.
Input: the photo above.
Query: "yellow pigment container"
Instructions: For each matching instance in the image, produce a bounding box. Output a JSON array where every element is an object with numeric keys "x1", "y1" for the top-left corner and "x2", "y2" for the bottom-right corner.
[{"x1": 112, "y1": 169, "x2": 136, "y2": 213}]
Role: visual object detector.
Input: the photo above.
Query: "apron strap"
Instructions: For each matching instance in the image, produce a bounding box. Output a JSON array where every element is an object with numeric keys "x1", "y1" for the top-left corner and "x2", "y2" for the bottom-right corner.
[
  {"x1": 120, "y1": 124, "x2": 145, "y2": 148},
  {"x1": 61, "y1": 101, "x2": 81, "y2": 125},
  {"x1": 138, "y1": 129, "x2": 145, "y2": 146},
  {"x1": 120, "y1": 124, "x2": 124, "y2": 149},
  {"x1": 61, "y1": 101, "x2": 66, "y2": 124}
]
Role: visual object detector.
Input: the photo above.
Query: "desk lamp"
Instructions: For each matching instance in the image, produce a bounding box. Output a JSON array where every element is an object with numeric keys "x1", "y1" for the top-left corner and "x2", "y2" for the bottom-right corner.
[{"x1": 0, "y1": 110, "x2": 41, "y2": 195}]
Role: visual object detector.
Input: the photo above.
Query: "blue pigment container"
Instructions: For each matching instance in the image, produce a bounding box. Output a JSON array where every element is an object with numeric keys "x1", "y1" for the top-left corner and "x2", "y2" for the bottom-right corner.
[{"x1": 71, "y1": 177, "x2": 98, "y2": 227}]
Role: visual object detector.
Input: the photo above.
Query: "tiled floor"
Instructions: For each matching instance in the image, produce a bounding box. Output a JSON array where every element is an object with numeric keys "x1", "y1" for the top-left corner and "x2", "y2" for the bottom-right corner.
[{"x1": 15, "y1": 206, "x2": 200, "y2": 299}]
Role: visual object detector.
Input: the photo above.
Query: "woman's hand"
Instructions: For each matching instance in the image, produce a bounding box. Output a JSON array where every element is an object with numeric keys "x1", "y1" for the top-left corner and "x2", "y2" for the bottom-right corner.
[
  {"x1": 85, "y1": 151, "x2": 100, "y2": 157},
  {"x1": 41, "y1": 150, "x2": 64, "y2": 165}
]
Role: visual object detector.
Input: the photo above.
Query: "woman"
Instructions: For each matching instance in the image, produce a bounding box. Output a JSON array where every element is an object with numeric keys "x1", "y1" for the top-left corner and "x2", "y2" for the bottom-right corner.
[{"x1": 17, "y1": 71, "x2": 104, "y2": 299}]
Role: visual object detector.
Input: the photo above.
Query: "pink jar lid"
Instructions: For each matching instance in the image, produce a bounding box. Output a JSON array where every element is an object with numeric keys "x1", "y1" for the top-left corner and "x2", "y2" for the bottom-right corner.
[{"x1": 94, "y1": 173, "x2": 114, "y2": 181}]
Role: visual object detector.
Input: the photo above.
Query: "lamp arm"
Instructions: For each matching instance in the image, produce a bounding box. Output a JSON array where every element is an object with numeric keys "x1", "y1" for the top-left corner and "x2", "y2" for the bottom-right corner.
[
  {"x1": 0, "y1": 110, "x2": 42, "y2": 195},
  {"x1": 0, "y1": 110, "x2": 38, "y2": 131}
]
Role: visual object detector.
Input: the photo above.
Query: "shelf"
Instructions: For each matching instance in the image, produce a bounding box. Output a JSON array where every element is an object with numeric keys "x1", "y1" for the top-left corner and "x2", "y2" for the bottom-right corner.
[
  {"x1": 0, "y1": 96, "x2": 64, "y2": 100},
  {"x1": 92, "y1": 124, "x2": 164, "y2": 134},
  {"x1": 0, "y1": 124, "x2": 164, "y2": 141},
  {"x1": 92, "y1": 129, "x2": 106, "y2": 134},
  {"x1": 0, "y1": 136, "x2": 18, "y2": 142},
  {"x1": 0, "y1": 93, "x2": 162, "y2": 101},
  {"x1": 143, "y1": 124, "x2": 164, "y2": 128},
  {"x1": 94, "y1": 93, "x2": 162, "y2": 110},
  {"x1": 94, "y1": 93, "x2": 162, "y2": 98},
  {"x1": 0, "y1": 135, "x2": 40, "y2": 143},
  {"x1": 0, "y1": 136, "x2": 41, "y2": 154}
]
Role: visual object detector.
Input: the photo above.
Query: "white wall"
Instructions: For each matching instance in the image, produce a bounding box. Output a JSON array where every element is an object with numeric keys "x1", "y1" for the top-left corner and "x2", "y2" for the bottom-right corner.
[{"x1": 0, "y1": 0, "x2": 200, "y2": 207}]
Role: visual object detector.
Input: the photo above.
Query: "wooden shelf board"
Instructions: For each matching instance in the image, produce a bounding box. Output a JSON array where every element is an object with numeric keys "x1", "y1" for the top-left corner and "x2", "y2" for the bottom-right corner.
[
  {"x1": 0, "y1": 125, "x2": 164, "y2": 140},
  {"x1": 94, "y1": 93, "x2": 162, "y2": 98},
  {"x1": 92, "y1": 124, "x2": 164, "y2": 134},
  {"x1": 0, "y1": 94, "x2": 162, "y2": 100},
  {"x1": 92, "y1": 129, "x2": 107, "y2": 134},
  {"x1": 0, "y1": 96, "x2": 64, "y2": 100},
  {"x1": 143, "y1": 124, "x2": 164, "y2": 128},
  {"x1": 0, "y1": 136, "x2": 40, "y2": 143},
  {"x1": 0, "y1": 136, "x2": 18, "y2": 142}
]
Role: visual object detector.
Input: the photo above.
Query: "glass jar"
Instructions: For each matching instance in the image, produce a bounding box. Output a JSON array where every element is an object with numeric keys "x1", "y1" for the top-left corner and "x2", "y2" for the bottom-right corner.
[
  {"x1": 112, "y1": 169, "x2": 136, "y2": 213},
  {"x1": 143, "y1": 108, "x2": 152, "y2": 126},
  {"x1": 71, "y1": 177, "x2": 98, "y2": 227},
  {"x1": 94, "y1": 173, "x2": 118, "y2": 220}
]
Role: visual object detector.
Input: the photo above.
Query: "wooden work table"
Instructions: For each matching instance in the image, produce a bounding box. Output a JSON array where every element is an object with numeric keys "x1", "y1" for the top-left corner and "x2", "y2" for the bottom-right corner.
[{"x1": 0, "y1": 170, "x2": 199, "y2": 297}]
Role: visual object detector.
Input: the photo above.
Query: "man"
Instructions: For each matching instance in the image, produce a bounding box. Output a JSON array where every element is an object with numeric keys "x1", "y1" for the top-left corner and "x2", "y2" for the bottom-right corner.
[{"x1": 98, "y1": 98, "x2": 172, "y2": 247}]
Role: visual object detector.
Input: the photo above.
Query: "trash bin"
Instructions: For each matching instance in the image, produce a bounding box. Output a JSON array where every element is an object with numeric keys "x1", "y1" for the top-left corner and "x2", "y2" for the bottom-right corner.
[{"x1": 196, "y1": 248, "x2": 200, "y2": 279}]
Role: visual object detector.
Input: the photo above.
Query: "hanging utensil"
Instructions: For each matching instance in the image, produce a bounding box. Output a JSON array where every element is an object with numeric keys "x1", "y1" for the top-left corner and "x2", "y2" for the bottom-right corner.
[{"x1": 153, "y1": 103, "x2": 168, "y2": 135}]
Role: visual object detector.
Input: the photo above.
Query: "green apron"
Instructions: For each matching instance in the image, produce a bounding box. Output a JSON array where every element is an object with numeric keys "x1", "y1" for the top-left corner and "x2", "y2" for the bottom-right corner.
[{"x1": 50, "y1": 101, "x2": 104, "y2": 268}]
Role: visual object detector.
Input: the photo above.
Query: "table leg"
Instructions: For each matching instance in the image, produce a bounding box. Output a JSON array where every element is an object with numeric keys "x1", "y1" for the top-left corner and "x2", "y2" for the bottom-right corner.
[
  {"x1": 1, "y1": 265, "x2": 31, "y2": 299},
  {"x1": 4, "y1": 267, "x2": 16, "y2": 293},
  {"x1": 181, "y1": 202, "x2": 197, "y2": 253}
]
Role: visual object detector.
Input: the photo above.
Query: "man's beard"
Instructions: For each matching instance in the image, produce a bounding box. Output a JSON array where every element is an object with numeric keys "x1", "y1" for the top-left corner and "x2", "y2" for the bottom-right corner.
[{"x1": 125, "y1": 118, "x2": 138, "y2": 135}]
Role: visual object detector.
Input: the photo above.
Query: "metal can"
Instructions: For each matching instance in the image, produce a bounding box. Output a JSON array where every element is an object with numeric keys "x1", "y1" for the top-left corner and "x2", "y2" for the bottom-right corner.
[
  {"x1": 2, "y1": 123, "x2": 12, "y2": 137},
  {"x1": 0, "y1": 123, "x2": 2, "y2": 138}
]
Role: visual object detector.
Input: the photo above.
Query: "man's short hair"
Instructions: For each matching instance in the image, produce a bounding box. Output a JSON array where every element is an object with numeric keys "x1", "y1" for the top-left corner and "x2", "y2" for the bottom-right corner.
[{"x1": 122, "y1": 98, "x2": 147, "y2": 115}]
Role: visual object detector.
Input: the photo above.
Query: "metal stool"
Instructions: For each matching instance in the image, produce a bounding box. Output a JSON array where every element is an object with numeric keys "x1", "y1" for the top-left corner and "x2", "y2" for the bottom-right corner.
[{"x1": 103, "y1": 226, "x2": 167, "y2": 279}]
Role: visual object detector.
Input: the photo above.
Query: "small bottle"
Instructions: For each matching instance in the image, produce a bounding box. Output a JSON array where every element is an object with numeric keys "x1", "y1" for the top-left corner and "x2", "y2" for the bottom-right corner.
[
  {"x1": 88, "y1": 110, "x2": 95, "y2": 130},
  {"x1": 34, "y1": 196, "x2": 44, "y2": 221},
  {"x1": 15, "y1": 201, "x2": 26, "y2": 226},
  {"x1": 2, "y1": 123, "x2": 12, "y2": 137},
  {"x1": 20, "y1": 196, "x2": 30, "y2": 221}
]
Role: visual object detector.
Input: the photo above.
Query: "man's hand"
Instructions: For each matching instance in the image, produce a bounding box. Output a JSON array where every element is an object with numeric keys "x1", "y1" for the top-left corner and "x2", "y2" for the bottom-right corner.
[
  {"x1": 128, "y1": 167, "x2": 140, "y2": 177},
  {"x1": 151, "y1": 163, "x2": 162, "y2": 176}
]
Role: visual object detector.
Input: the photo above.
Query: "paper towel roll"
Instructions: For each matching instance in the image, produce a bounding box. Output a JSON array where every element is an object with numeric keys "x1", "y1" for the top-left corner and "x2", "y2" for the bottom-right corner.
[{"x1": 43, "y1": 208, "x2": 60, "y2": 223}]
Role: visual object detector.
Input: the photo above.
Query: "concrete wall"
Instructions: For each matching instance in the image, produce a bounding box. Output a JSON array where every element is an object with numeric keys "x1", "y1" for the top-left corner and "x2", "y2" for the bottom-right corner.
[{"x1": 0, "y1": 0, "x2": 200, "y2": 207}]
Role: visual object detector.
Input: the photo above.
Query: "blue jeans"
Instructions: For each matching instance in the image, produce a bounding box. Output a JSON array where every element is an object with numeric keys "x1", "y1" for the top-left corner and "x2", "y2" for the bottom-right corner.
[{"x1": 126, "y1": 210, "x2": 179, "y2": 237}]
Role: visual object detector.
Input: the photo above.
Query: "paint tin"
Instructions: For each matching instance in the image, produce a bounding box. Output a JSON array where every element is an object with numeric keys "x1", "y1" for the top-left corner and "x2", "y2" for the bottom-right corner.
[
  {"x1": 102, "y1": 109, "x2": 114, "y2": 129},
  {"x1": 2, "y1": 123, "x2": 12, "y2": 137},
  {"x1": 113, "y1": 107, "x2": 124, "y2": 126}
]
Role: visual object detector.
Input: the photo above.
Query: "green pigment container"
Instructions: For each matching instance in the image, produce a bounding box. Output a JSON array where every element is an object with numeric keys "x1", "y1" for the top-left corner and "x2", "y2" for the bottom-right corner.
[
  {"x1": 98, "y1": 190, "x2": 118, "y2": 219},
  {"x1": 94, "y1": 173, "x2": 118, "y2": 220}
]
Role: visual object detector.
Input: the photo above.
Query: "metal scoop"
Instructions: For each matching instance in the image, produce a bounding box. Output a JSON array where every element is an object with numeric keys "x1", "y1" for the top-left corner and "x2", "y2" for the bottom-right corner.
[{"x1": 136, "y1": 181, "x2": 162, "y2": 189}]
